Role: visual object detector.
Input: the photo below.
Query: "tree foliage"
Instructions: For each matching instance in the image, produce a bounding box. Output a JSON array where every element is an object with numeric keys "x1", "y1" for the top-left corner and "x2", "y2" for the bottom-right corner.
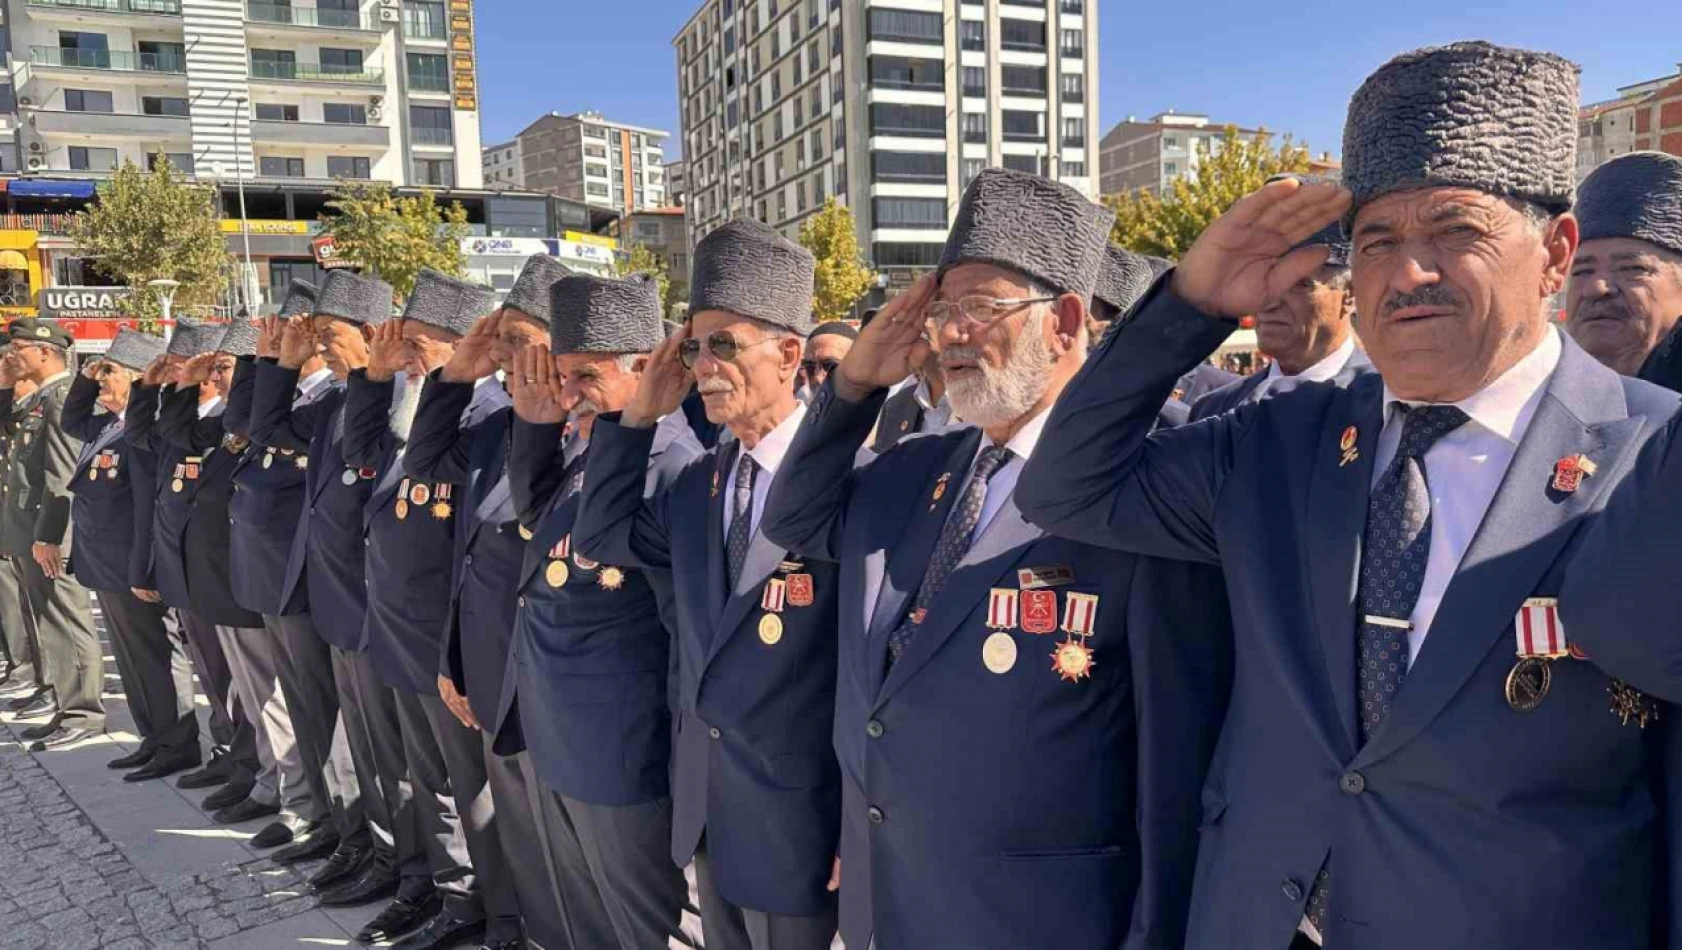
[
  {"x1": 616, "y1": 243, "x2": 677, "y2": 319},
  {"x1": 319, "y1": 181, "x2": 469, "y2": 300},
  {"x1": 68, "y1": 156, "x2": 228, "y2": 325},
  {"x1": 798, "y1": 198, "x2": 876, "y2": 322},
  {"x1": 1106, "y1": 126, "x2": 1312, "y2": 259}
]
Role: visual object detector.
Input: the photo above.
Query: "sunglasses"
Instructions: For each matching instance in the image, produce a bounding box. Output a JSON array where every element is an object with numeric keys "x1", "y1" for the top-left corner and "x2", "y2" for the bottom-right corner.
[
  {"x1": 678, "y1": 331, "x2": 781, "y2": 370},
  {"x1": 801, "y1": 358, "x2": 840, "y2": 376}
]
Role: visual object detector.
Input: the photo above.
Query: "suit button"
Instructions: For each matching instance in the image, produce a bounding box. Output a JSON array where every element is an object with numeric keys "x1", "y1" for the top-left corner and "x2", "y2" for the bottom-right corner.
[
  {"x1": 1281, "y1": 879, "x2": 1303, "y2": 902},
  {"x1": 865, "y1": 720, "x2": 883, "y2": 738},
  {"x1": 867, "y1": 806, "x2": 884, "y2": 825},
  {"x1": 464, "y1": 555, "x2": 474, "y2": 566},
  {"x1": 708, "y1": 727, "x2": 721, "y2": 740},
  {"x1": 518, "y1": 596, "x2": 526, "y2": 608},
  {"x1": 1340, "y1": 771, "x2": 1366, "y2": 795}
]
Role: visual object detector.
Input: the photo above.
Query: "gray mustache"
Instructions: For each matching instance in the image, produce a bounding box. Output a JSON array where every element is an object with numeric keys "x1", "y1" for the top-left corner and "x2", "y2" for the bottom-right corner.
[
  {"x1": 1381, "y1": 285, "x2": 1462, "y2": 319},
  {"x1": 697, "y1": 378, "x2": 734, "y2": 394}
]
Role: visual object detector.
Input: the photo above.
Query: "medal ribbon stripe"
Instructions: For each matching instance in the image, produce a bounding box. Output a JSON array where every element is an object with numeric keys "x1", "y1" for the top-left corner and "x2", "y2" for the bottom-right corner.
[
  {"x1": 761, "y1": 578, "x2": 786, "y2": 613},
  {"x1": 1062, "y1": 592, "x2": 1098, "y2": 636},
  {"x1": 988, "y1": 588, "x2": 1018, "y2": 629}
]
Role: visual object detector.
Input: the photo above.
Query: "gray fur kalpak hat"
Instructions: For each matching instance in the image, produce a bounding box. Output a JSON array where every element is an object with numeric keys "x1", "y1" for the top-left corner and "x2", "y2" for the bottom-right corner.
[
  {"x1": 1342, "y1": 41, "x2": 1579, "y2": 219},
  {"x1": 167, "y1": 318, "x2": 223, "y2": 358},
  {"x1": 939, "y1": 168, "x2": 1116, "y2": 299},
  {"x1": 502, "y1": 254, "x2": 571, "y2": 326},
  {"x1": 1577, "y1": 151, "x2": 1682, "y2": 258},
  {"x1": 216, "y1": 319, "x2": 258, "y2": 357},
  {"x1": 316, "y1": 270, "x2": 393, "y2": 326},
  {"x1": 277, "y1": 280, "x2": 317, "y2": 319},
  {"x1": 689, "y1": 218, "x2": 816, "y2": 335},
  {"x1": 1092, "y1": 245, "x2": 1158, "y2": 318},
  {"x1": 549, "y1": 274, "x2": 663, "y2": 355},
  {"x1": 404, "y1": 269, "x2": 497, "y2": 337},
  {"x1": 104, "y1": 329, "x2": 166, "y2": 372}
]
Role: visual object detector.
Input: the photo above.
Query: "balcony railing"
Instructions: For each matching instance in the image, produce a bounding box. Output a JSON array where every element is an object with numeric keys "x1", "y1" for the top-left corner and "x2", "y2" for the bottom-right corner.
[
  {"x1": 247, "y1": 3, "x2": 377, "y2": 30},
  {"x1": 1060, "y1": 0, "x2": 1082, "y2": 11},
  {"x1": 408, "y1": 73, "x2": 450, "y2": 93},
  {"x1": 961, "y1": 84, "x2": 985, "y2": 98},
  {"x1": 28, "y1": 0, "x2": 180, "y2": 14},
  {"x1": 402, "y1": 14, "x2": 446, "y2": 39},
  {"x1": 0, "y1": 214, "x2": 77, "y2": 235},
  {"x1": 1062, "y1": 136, "x2": 1085, "y2": 148},
  {"x1": 249, "y1": 60, "x2": 384, "y2": 83},
  {"x1": 412, "y1": 126, "x2": 453, "y2": 146},
  {"x1": 31, "y1": 46, "x2": 186, "y2": 73}
]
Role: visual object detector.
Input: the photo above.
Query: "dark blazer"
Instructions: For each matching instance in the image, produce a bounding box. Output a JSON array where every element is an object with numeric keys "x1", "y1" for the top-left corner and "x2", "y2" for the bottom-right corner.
[
  {"x1": 140, "y1": 385, "x2": 262, "y2": 628},
  {"x1": 344, "y1": 371, "x2": 505, "y2": 694},
  {"x1": 0, "y1": 376, "x2": 80, "y2": 558},
  {"x1": 575, "y1": 412, "x2": 841, "y2": 918},
  {"x1": 403, "y1": 373, "x2": 520, "y2": 724},
  {"x1": 496, "y1": 415, "x2": 701, "y2": 806},
  {"x1": 249, "y1": 362, "x2": 371, "y2": 651},
  {"x1": 1016, "y1": 282, "x2": 1682, "y2": 950},
  {"x1": 762, "y1": 383, "x2": 1232, "y2": 950},
  {"x1": 870, "y1": 383, "x2": 926, "y2": 454},
  {"x1": 122, "y1": 385, "x2": 163, "y2": 591},
  {"x1": 227, "y1": 357, "x2": 323, "y2": 617},
  {"x1": 1188, "y1": 347, "x2": 1373, "y2": 423},
  {"x1": 62, "y1": 375, "x2": 149, "y2": 595}
]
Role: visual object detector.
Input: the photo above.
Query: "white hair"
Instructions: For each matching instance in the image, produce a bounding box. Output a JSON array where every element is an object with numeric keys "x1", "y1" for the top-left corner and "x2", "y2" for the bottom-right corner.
[{"x1": 943, "y1": 309, "x2": 1054, "y2": 428}]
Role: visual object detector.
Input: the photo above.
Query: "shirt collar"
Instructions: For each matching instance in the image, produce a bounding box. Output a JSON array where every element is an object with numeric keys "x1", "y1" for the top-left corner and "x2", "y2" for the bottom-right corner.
[
  {"x1": 36, "y1": 370, "x2": 71, "y2": 390},
  {"x1": 740, "y1": 401, "x2": 808, "y2": 479},
  {"x1": 1266, "y1": 336, "x2": 1356, "y2": 384},
  {"x1": 1381, "y1": 326, "x2": 1562, "y2": 445},
  {"x1": 914, "y1": 377, "x2": 947, "y2": 413},
  {"x1": 197, "y1": 395, "x2": 224, "y2": 419},
  {"x1": 980, "y1": 407, "x2": 1051, "y2": 463},
  {"x1": 297, "y1": 367, "x2": 334, "y2": 398}
]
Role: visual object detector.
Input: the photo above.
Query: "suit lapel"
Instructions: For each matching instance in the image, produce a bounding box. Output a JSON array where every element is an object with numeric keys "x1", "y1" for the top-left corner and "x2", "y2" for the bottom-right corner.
[
  {"x1": 308, "y1": 400, "x2": 343, "y2": 504},
  {"x1": 1353, "y1": 342, "x2": 1642, "y2": 767},
  {"x1": 77, "y1": 416, "x2": 124, "y2": 468},
  {"x1": 365, "y1": 446, "x2": 405, "y2": 530},
  {"x1": 705, "y1": 446, "x2": 733, "y2": 630},
  {"x1": 469, "y1": 413, "x2": 511, "y2": 538}
]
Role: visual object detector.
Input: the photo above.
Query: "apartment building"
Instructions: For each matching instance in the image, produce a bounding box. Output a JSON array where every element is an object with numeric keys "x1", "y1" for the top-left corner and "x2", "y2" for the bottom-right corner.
[
  {"x1": 1097, "y1": 111, "x2": 1276, "y2": 197},
  {"x1": 479, "y1": 110, "x2": 669, "y2": 215},
  {"x1": 674, "y1": 0, "x2": 1100, "y2": 279},
  {"x1": 4, "y1": 0, "x2": 484, "y2": 188},
  {"x1": 1578, "y1": 67, "x2": 1682, "y2": 179}
]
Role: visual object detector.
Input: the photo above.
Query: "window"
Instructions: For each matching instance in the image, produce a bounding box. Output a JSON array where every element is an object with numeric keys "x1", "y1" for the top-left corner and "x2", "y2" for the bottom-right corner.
[
  {"x1": 56, "y1": 31, "x2": 109, "y2": 69},
  {"x1": 872, "y1": 151, "x2": 945, "y2": 182},
  {"x1": 251, "y1": 48, "x2": 297, "y2": 79},
  {"x1": 1000, "y1": 20, "x2": 1044, "y2": 50},
  {"x1": 962, "y1": 112, "x2": 986, "y2": 143},
  {"x1": 960, "y1": 20, "x2": 985, "y2": 51},
  {"x1": 1163, "y1": 135, "x2": 1178, "y2": 148},
  {"x1": 873, "y1": 197, "x2": 946, "y2": 227},
  {"x1": 324, "y1": 102, "x2": 367, "y2": 124},
  {"x1": 771, "y1": 70, "x2": 781, "y2": 101},
  {"x1": 1060, "y1": 29, "x2": 1084, "y2": 58},
  {"x1": 1061, "y1": 116, "x2": 1084, "y2": 146},
  {"x1": 1002, "y1": 154, "x2": 1038, "y2": 173},
  {"x1": 873, "y1": 242, "x2": 944, "y2": 268},
  {"x1": 961, "y1": 157, "x2": 984, "y2": 190},
  {"x1": 584, "y1": 143, "x2": 607, "y2": 159},
  {"x1": 64, "y1": 89, "x2": 114, "y2": 113},
  {"x1": 776, "y1": 191, "x2": 787, "y2": 220},
  {"x1": 727, "y1": 101, "x2": 739, "y2": 128},
  {"x1": 962, "y1": 65, "x2": 985, "y2": 98},
  {"x1": 773, "y1": 112, "x2": 784, "y2": 142},
  {"x1": 1062, "y1": 160, "x2": 1085, "y2": 176},
  {"x1": 137, "y1": 40, "x2": 185, "y2": 72},
  {"x1": 407, "y1": 52, "x2": 449, "y2": 91},
  {"x1": 1164, "y1": 161, "x2": 1178, "y2": 175},
  {"x1": 867, "y1": 8, "x2": 941, "y2": 43},
  {"x1": 871, "y1": 103, "x2": 944, "y2": 138},
  {"x1": 724, "y1": 26, "x2": 735, "y2": 55},
  {"x1": 771, "y1": 30, "x2": 779, "y2": 59},
  {"x1": 259, "y1": 156, "x2": 305, "y2": 177},
  {"x1": 1002, "y1": 110, "x2": 1043, "y2": 141},
  {"x1": 1060, "y1": 0, "x2": 1082, "y2": 10},
  {"x1": 775, "y1": 151, "x2": 785, "y2": 180},
  {"x1": 327, "y1": 155, "x2": 370, "y2": 179},
  {"x1": 68, "y1": 147, "x2": 117, "y2": 171},
  {"x1": 1001, "y1": 65, "x2": 1046, "y2": 95},
  {"x1": 141, "y1": 96, "x2": 189, "y2": 116},
  {"x1": 413, "y1": 157, "x2": 456, "y2": 187},
  {"x1": 797, "y1": 179, "x2": 807, "y2": 212},
  {"x1": 808, "y1": 40, "x2": 820, "y2": 73},
  {"x1": 320, "y1": 47, "x2": 364, "y2": 74},
  {"x1": 410, "y1": 105, "x2": 452, "y2": 145},
  {"x1": 586, "y1": 182, "x2": 610, "y2": 197},
  {"x1": 403, "y1": 1, "x2": 447, "y2": 39},
  {"x1": 869, "y1": 56, "x2": 942, "y2": 91},
  {"x1": 254, "y1": 102, "x2": 299, "y2": 121},
  {"x1": 1061, "y1": 72, "x2": 1084, "y2": 103},
  {"x1": 810, "y1": 127, "x2": 824, "y2": 157}
]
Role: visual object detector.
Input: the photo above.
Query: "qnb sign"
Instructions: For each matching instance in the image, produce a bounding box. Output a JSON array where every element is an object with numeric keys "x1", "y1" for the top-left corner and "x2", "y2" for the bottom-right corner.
[{"x1": 38, "y1": 286, "x2": 135, "y2": 320}]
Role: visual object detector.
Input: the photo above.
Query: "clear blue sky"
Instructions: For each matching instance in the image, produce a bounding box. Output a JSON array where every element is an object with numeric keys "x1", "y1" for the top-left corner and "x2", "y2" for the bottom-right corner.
[{"x1": 475, "y1": 0, "x2": 1682, "y2": 161}]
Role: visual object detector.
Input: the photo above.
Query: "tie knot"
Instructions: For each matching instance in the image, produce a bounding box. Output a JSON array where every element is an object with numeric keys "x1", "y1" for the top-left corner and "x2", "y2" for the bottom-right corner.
[
  {"x1": 972, "y1": 445, "x2": 1012, "y2": 483},
  {"x1": 1396, "y1": 405, "x2": 1469, "y2": 460},
  {"x1": 735, "y1": 453, "x2": 758, "y2": 490}
]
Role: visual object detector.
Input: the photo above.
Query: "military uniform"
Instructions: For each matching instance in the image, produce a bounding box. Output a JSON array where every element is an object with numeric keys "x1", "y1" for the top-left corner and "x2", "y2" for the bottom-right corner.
[{"x1": 0, "y1": 374, "x2": 42, "y2": 693}]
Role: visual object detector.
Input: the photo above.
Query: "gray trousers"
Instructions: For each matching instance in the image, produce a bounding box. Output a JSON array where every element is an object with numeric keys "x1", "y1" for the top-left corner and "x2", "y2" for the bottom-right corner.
[
  {"x1": 218, "y1": 624, "x2": 315, "y2": 817},
  {"x1": 14, "y1": 554, "x2": 105, "y2": 729},
  {"x1": 267, "y1": 613, "x2": 365, "y2": 845},
  {"x1": 695, "y1": 845, "x2": 836, "y2": 950},
  {"x1": 388, "y1": 689, "x2": 480, "y2": 905},
  {"x1": 535, "y1": 785, "x2": 691, "y2": 950},
  {"x1": 96, "y1": 590, "x2": 197, "y2": 756},
  {"x1": 178, "y1": 609, "x2": 258, "y2": 778},
  {"x1": 492, "y1": 746, "x2": 571, "y2": 948},
  {"x1": 0, "y1": 555, "x2": 39, "y2": 687},
  {"x1": 331, "y1": 646, "x2": 429, "y2": 889}
]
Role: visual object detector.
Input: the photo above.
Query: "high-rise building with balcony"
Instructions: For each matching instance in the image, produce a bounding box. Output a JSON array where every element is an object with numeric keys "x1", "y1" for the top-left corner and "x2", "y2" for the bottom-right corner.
[
  {"x1": 674, "y1": 0, "x2": 1099, "y2": 284},
  {"x1": 4, "y1": 0, "x2": 483, "y2": 187},
  {"x1": 478, "y1": 110, "x2": 669, "y2": 216}
]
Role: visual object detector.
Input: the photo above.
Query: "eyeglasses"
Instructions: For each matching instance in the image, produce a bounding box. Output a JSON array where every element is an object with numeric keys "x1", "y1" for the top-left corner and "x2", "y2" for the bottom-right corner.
[
  {"x1": 678, "y1": 331, "x2": 781, "y2": 369},
  {"x1": 926, "y1": 295, "x2": 1058, "y2": 331},
  {"x1": 800, "y1": 358, "x2": 840, "y2": 376}
]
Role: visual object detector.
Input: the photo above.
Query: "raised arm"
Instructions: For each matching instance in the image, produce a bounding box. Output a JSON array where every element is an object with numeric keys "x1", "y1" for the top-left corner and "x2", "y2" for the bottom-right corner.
[
  {"x1": 222, "y1": 356, "x2": 256, "y2": 440},
  {"x1": 123, "y1": 380, "x2": 162, "y2": 453},
  {"x1": 155, "y1": 384, "x2": 222, "y2": 454},
  {"x1": 402, "y1": 371, "x2": 477, "y2": 484},
  {"x1": 574, "y1": 412, "x2": 676, "y2": 570},
  {"x1": 342, "y1": 370, "x2": 401, "y2": 470},
  {"x1": 248, "y1": 360, "x2": 326, "y2": 452},
  {"x1": 506, "y1": 344, "x2": 572, "y2": 524},
  {"x1": 61, "y1": 372, "x2": 112, "y2": 443}
]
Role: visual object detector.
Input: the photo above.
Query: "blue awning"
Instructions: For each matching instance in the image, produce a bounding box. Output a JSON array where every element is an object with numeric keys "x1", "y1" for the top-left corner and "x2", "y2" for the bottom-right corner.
[{"x1": 9, "y1": 179, "x2": 96, "y2": 199}]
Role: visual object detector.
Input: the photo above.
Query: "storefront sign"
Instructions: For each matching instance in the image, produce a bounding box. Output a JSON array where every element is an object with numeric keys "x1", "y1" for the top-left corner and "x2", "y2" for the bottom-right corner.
[
  {"x1": 449, "y1": 0, "x2": 478, "y2": 111},
  {"x1": 563, "y1": 231, "x2": 618, "y2": 250},
  {"x1": 38, "y1": 286, "x2": 135, "y2": 320},
  {"x1": 220, "y1": 219, "x2": 312, "y2": 235},
  {"x1": 461, "y1": 236, "x2": 552, "y2": 257},
  {"x1": 552, "y1": 239, "x2": 616, "y2": 269},
  {"x1": 311, "y1": 234, "x2": 357, "y2": 270}
]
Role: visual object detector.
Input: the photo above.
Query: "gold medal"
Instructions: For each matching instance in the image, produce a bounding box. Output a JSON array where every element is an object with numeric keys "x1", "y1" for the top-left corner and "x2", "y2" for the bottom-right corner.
[
  {"x1": 982, "y1": 632, "x2": 1018, "y2": 674},
  {"x1": 1051, "y1": 638, "x2": 1095, "y2": 682},
  {"x1": 1609, "y1": 679, "x2": 1660, "y2": 728},
  {"x1": 758, "y1": 613, "x2": 784, "y2": 645},
  {"x1": 573, "y1": 550, "x2": 600, "y2": 571},
  {"x1": 263, "y1": 453, "x2": 273, "y2": 469},
  {"x1": 1505, "y1": 656, "x2": 1551, "y2": 712},
  {"x1": 106, "y1": 469, "x2": 117, "y2": 480},
  {"x1": 519, "y1": 524, "x2": 534, "y2": 541},
  {"x1": 432, "y1": 501, "x2": 452, "y2": 519},
  {"x1": 545, "y1": 560, "x2": 569, "y2": 588},
  {"x1": 87, "y1": 469, "x2": 98, "y2": 482},
  {"x1": 411, "y1": 482, "x2": 431, "y2": 505},
  {"x1": 597, "y1": 566, "x2": 624, "y2": 591},
  {"x1": 396, "y1": 499, "x2": 409, "y2": 520},
  {"x1": 171, "y1": 477, "x2": 184, "y2": 493}
]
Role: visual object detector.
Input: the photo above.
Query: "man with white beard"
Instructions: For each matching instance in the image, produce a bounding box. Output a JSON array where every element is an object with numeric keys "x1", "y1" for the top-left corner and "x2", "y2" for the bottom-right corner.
[{"x1": 759, "y1": 168, "x2": 1233, "y2": 950}]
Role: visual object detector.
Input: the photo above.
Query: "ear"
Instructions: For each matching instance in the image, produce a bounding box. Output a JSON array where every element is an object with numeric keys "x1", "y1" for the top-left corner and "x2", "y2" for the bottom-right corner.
[
  {"x1": 778, "y1": 335, "x2": 803, "y2": 378},
  {"x1": 1051, "y1": 293, "x2": 1085, "y2": 353},
  {"x1": 630, "y1": 355, "x2": 649, "y2": 374},
  {"x1": 1339, "y1": 286, "x2": 1356, "y2": 321},
  {"x1": 1541, "y1": 214, "x2": 1580, "y2": 297}
]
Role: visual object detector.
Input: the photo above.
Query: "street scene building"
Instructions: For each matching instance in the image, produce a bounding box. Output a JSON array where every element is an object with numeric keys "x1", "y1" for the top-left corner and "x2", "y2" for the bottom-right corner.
[
  {"x1": 1578, "y1": 63, "x2": 1682, "y2": 179},
  {"x1": 479, "y1": 110, "x2": 670, "y2": 214}
]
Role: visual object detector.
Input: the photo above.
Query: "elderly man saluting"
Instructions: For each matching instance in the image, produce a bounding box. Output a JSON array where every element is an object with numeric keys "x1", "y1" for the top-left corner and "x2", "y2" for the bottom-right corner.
[{"x1": 1018, "y1": 41, "x2": 1682, "y2": 950}]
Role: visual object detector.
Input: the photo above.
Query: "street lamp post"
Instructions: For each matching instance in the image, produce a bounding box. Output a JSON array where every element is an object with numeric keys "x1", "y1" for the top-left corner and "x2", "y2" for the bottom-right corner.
[
  {"x1": 147, "y1": 278, "x2": 180, "y2": 335},
  {"x1": 215, "y1": 95, "x2": 257, "y2": 314}
]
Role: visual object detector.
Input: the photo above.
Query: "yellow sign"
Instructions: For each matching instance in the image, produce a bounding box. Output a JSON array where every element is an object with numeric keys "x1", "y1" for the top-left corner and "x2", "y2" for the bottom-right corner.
[
  {"x1": 219, "y1": 219, "x2": 310, "y2": 235},
  {"x1": 565, "y1": 231, "x2": 618, "y2": 250},
  {"x1": 448, "y1": 0, "x2": 477, "y2": 114}
]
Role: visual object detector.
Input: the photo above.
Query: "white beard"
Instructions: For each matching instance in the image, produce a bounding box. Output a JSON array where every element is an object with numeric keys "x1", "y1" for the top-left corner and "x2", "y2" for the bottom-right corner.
[
  {"x1": 389, "y1": 372, "x2": 424, "y2": 442},
  {"x1": 943, "y1": 317, "x2": 1051, "y2": 429}
]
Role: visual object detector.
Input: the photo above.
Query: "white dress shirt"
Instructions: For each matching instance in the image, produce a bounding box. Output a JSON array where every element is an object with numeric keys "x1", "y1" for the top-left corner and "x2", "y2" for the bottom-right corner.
[
  {"x1": 1372, "y1": 327, "x2": 1562, "y2": 665},
  {"x1": 723, "y1": 401, "x2": 808, "y2": 539},
  {"x1": 914, "y1": 377, "x2": 956, "y2": 433},
  {"x1": 968, "y1": 408, "x2": 1049, "y2": 544},
  {"x1": 196, "y1": 395, "x2": 223, "y2": 420},
  {"x1": 1262, "y1": 336, "x2": 1357, "y2": 389},
  {"x1": 296, "y1": 367, "x2": 334, "y2": 405}
]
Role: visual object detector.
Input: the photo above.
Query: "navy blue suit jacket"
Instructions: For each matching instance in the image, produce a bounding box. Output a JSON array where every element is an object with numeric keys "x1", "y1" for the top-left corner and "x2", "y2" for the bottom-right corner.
[
  {"x1": 496, "y1": 414, "x2": 701, "y2": 805},
  {"x1": 576, "y1": 412, "x2": 841, "y2": 918},
  {"x1": 226, "y1": 357, "x2": 317, "y2": 617},
  {"x1": 1017, "y1": 281, "x2": 1682, "y2": 950},
  {"x1": 62, "y1": 375, "x2": 148, "y2": 595},
  {"x1": 762, "y1": 383, "x2": 1231, "y2": 950},
  {"x1": 1188, "y1": 349, "x2": 1373, "y2": 424},
  {"x1": 403, "y1": 373, "x2": 520, "y2": 724}
]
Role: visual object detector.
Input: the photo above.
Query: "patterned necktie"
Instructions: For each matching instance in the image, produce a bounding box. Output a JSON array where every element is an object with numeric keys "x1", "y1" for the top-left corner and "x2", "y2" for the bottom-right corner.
[
  {"x1": 1305, "y1": 403, "x2": 1468, "y2": 939},
  {"x1": 886, "y1": 445, "x2": 1013, "y2": 667},
  {"x1": 725, "y1": 453, "x2": 758, "y2": 588}
]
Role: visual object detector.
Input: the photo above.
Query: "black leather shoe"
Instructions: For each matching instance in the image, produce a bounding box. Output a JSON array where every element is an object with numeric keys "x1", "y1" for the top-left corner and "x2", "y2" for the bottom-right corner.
[
  {"x1": 249, "y1": 820, "x2": 299, "y2": 849},
  {"x1": 19, "y1": 720, "x2": 61, "y2": 742},
  {"x1": 13, "y1": 694, "x2": 56, "y2": 719},
  {"x1": 388, "y1": 905, "x2": 485, "y2": 950},
  {"x1": 107, "y1": 746, "x2": 153, "y2": 770},
  {"x1": 200, "y1": 777, "x2": 254, "y2": 811},
  {"x1": 478, "y1": 941, "x2": 524, "y2": 950},
  {"x1": 212, "y1": 797, "x2": 279, "y2": 825},
  {"x1": 273, "y1": 828, "x2": 340, "y2": 865},
  {"x1": 307, "y1": 844, "x2": 371, "y2": 890},
  {"x1": 354, "y1": 892, "x2": 442, "y2": 945},
  {"x1": 317, "y1": 864, "x2": 399, "y2": 908},
  {"x1": 29, "y1": 726, "x2": 98, "y2": 752},
  {"x1": 7, "y1": 688, "x2": 45, "y2": 711},
  {"x1": 176, "y1": 750, "x2": 233, "y2": 790},
  {"x1": 123, "y1": 750, "x2": 201, "y2": 782}
]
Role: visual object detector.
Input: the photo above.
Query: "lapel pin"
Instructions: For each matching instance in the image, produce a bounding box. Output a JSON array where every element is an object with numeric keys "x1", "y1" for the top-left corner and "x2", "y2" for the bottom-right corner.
[
  {"x1": 1551, "y1": 454, "x2": 1597, "y2": 494},
  {"x1": 929, "y1": 472, "x2": 952, "y2": 511},
  {"x1": 711, "y1": 469, "x2": 720, "y2": 498},
  {"x1": 1338, "y1": 426, "x2": 1360, "y2": 467}
]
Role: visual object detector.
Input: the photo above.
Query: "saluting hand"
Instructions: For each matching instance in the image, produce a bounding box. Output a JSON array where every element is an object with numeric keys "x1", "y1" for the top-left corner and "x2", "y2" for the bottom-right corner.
[
  {"x1": 256, "y1": 315, "x2": 285, "y2": 360},
  {"x1": 179, "y1": 352, "x2": 218, "y2": 386},
  {"x1": 407, "y1": 333, "x2": 455, "y2": 379},
  {"x1": 1172, "y1": 177, "x2": 1351, "y2": 319},
  {"x1": 440, "y1": 312, "x2": 503, "y2": 384},
  {"x1": 835, "y1": 273, "x2": 936, "y2": 401},
  {"x1": 278, "y1": 316, "x2": 317, "y2": 370},
  {"x1": 0, "y1": 354, "x2": 19, "y2": 389},
  {"x1": 622, "y1": 329, "x2": 692, "y2": 429},
  {"x1": 141, "y1": 355, "x2": 171, "y2": 388},
  {"x1": 81, "y1": 358, "x2": 103, "y2": 381},
  {"x1": 365, "y1": 321, "x2": 408, "y2": 383},
  {"x1": 509, "y1": 343, "x2": 572, "y2": 425}
]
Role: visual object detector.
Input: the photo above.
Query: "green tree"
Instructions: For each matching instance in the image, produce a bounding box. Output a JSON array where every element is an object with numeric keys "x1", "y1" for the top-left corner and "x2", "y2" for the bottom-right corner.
[
  {"x1": 319, "y1": 181, "x2": 469, "y2": 300},
  {"x1": 68, "y1": 156, "x2": 228, "y2": 326},
  {"x1": 616, "y1": 243, "x2": 676, "y2": 319},
  {"x1": 798, "y1": 198, "x2": 876, "y2": 322},
  {"x1": 1106, "y1": 126, "x2": 1312, "y2": 259}
]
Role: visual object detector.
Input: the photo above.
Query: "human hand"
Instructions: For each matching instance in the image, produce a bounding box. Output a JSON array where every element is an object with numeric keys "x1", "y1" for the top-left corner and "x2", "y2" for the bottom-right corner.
[
  {"x1": 366, "y1": 320, "x2": 407, "y2": 383},
  {"x1": 278, "y1": 315, "x2": 317, "y2": 370},
  {"x1": 31, "y1": 543, "x2": 61, "y2": 580},
  {"x1": 622, "y1": 330, "x2": 692, "y2": 429},
  {"x1": 1171, "y1": 177, "x2": 1351, "y2": 319},
  {"x1": 440, "y1": 312, "x2": 502, "y2": 384},
  {"x1": 179, "y1": 352, "x2": 218, "y2": 385},
  {"x1": 256, "y1": 315, "x2": 285, "y2": 359},
  {"x1": 835, "y1": 273, "x2": 935, "y2": 400},
  {"x1": 437, "y1": 674, "x2": 480, "y2": 730},
  {"x1": 508, "y1": 343, "x2": 573, "y2": 425},
  {"x1": 131, "y1": 587, "x2": 162, "y2": 604}
]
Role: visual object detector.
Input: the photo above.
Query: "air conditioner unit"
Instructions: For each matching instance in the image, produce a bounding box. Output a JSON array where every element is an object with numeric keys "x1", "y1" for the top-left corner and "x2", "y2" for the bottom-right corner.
[
  {"x1": 28, "y1": 142, "x2": 42, "y2": 153},
  {"x1": 16, "y1": 96, "x2": 31, "y2": 107},
  {"x1": 378, "y1": 8, "x2": 398, "y2": 21},
  {"x1": 26, "y1": 157, "x2": 41, "y2": 170}
]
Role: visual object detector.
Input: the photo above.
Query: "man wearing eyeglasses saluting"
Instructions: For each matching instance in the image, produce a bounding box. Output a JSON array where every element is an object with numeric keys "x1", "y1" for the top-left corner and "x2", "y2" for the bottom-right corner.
[
  {"x1": 796, "y1": 322, "x2": 855, "y2": 403},
  {"x1": 574, "y1": 218, "x2": 841, "y2": 950}
]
